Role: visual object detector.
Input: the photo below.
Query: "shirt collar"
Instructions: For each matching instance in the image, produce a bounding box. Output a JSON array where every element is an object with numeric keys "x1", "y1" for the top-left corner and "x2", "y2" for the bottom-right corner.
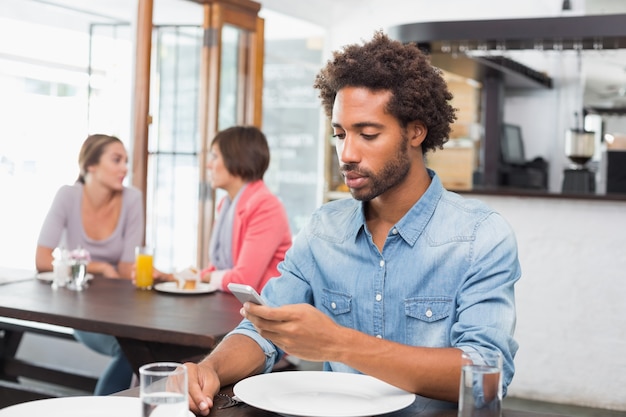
[{"x1": 352, "y1": 169, "x2": 444, "y2": 246}]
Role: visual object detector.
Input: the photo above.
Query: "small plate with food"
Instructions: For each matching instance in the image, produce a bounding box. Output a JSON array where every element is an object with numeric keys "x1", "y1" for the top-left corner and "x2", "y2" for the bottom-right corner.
[
  {"x1": 154, "y1": 266, "x2": 217, "y2": 294},
  {"x1": 154, "y1": 281, "x2": 217, "y2": 294}
]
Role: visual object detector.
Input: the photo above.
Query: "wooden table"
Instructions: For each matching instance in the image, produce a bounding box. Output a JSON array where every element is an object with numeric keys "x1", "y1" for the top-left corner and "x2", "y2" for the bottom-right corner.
[
  {"x1": 210, "y1": 404, "x2": 567, "y2": 417},
  {"x1": 0, "y1": 273, "x2": 243, "y2": 402},
  {"x1": 114, "y1": 386, "x2": 570, "y2": 417}
]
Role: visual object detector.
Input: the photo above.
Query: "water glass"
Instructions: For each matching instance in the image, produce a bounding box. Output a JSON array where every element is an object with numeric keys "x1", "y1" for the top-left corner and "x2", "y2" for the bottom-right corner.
[
  {"x1": 66, "y1": 247, "x2": 90, "y2": 291},
  {"x1": 140, "y1": 362, "x2": 188, "y2": 417},
  {"x1": 458, "y1": 350, "x2": 503, "y2": 417},
  {"x1": 66, "y1": 259, "x2": 89, "y2": 290},
  {"x1": 135, "y1": 246, "x2": 154, "y2": 290}
]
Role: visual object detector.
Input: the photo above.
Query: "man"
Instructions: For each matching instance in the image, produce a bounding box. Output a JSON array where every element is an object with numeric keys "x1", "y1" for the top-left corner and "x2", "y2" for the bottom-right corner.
[{"x1": 186, "y1": 31, "x2": 520, "y2": 415}]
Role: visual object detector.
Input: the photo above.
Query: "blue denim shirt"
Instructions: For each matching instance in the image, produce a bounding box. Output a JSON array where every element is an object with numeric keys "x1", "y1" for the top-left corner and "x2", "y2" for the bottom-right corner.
[{"x1": 229, "y1": 172, "x2": 520, "y2": 395}]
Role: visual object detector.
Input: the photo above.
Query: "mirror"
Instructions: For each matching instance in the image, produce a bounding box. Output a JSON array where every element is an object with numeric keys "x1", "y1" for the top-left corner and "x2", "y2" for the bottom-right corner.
[
  {"x1": 583, "y1": 49, "x2": 626, "y2": 111},
  {"x1": 390, "y1": 13, "x2": 626, "y2": 197}
]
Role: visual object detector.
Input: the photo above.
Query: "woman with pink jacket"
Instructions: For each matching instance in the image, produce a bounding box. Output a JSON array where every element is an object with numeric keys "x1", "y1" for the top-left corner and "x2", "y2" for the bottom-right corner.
[{"x1": 201, "y1": 126, "x2": 292, "y2": 293}]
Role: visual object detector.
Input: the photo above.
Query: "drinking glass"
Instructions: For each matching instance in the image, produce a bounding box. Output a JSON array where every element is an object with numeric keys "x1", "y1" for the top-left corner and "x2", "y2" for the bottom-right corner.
[
  {"x1": 140, "y1": 362, "x2": 188, "y2": 417},
  {"x1": 66, "y1": 247, "x2": 90, "y2": 291},
  {"x1": 135, "y1": 246, "x2": 154, "y2": 290},
  {"x1": 458, "y1": 350, "x2": 503, "y2": 417},
  {"x1": 66, "y1": 259, "x2": 89, "y2": 290}
]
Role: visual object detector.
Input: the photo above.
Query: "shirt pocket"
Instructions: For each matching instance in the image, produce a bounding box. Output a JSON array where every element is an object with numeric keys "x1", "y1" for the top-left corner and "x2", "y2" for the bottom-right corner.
[
  {"x1": 405, "y1": 297, "x2": 453, "y2": 347},
  {"x1": 321, "y1": 289, "x2": 354, "y2": 328}
]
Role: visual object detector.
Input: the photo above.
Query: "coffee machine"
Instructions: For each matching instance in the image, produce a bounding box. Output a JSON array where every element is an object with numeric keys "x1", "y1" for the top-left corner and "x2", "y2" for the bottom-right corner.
[{"x1": 561, "y1": 128, "x2": 596, "y2": 193}]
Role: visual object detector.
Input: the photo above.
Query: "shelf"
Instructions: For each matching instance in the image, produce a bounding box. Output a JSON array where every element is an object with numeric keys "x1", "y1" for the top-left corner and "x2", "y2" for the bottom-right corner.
[{"x1": 429, "y1": 53, "x2": 552, "y2": 90}]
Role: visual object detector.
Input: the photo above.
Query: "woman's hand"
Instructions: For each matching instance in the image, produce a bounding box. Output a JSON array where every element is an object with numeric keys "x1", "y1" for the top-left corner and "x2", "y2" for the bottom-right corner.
[
  {"x1": 128, "y1": 264, "x2": 173, "y2": 282},
  {"x1": 93, "y1": 261, "x2": 120, "y2": 278},
  {"x1": 154, "y1": 268, "x2": 174, "y2": 282}
]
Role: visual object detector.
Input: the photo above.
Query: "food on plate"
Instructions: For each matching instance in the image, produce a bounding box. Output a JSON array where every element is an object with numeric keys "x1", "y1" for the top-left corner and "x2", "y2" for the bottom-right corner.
[
  {"x1": 174, "y1": 266, "x2": 200, "y2": 290},
  {"x1": 182, "y1": 279, "x2": 197, "y2": 290}
]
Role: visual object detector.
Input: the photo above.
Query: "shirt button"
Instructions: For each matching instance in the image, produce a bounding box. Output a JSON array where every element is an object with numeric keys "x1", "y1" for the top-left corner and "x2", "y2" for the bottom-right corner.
[
  {"x1": 375, "y1": 293, "x2": 382, "y2": 301},
  {"x1": 392, "y1": 228, "x2": 398, "y2": 235},
  {"x1": 379, "y1": 260, "x2": 385, "y2": 267},
  {"x1": 426, "y1": 308, "x2": 433, "y2": 318},
  {"x1": 331, "y1": 302, "x2": 337, "y2": 309}
]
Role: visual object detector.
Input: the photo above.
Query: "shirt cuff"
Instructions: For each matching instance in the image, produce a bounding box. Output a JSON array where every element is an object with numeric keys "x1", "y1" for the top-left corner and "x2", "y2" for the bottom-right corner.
[
  {"x1": 209, "y1": 269, "x2": 227, "y2": 291},
  {"x1": 227, "y1": 323, "x2": 280, "y2": 373}
]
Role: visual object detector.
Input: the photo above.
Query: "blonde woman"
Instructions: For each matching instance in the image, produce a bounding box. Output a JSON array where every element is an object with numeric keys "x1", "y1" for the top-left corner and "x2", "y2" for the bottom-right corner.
[{"x1": 36, "y1": 134, "x2": 141, "y2": 395}]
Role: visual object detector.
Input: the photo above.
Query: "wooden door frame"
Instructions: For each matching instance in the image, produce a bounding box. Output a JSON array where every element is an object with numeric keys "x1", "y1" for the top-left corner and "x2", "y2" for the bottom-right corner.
[
  {"x1": 130, "y1": 0, "x2": 264, "y2": 265},
  {"x1": 131, "y1": 0, "x2": 154, "y2": 244},
  {"x1": 196, "y1": 0, "x2": 264, "y2": 268}
]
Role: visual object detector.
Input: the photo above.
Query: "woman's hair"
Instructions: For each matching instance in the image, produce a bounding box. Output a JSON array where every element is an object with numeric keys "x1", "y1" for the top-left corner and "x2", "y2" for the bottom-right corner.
[
  {"x1": 313, "y1": 31, "x2": 457, "y2": 153},
  {"x1": 77, "y1": 134, "x2": 123, "y2": 184},
  {"x1": 211, "y1": 126, "x2": 270, "y2": 181}
]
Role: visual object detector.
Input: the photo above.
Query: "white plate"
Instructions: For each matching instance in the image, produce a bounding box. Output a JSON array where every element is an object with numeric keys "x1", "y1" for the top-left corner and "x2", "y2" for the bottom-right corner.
[
  {"x1": 0, "y1": 396, "x2": 192, "y2": 417},
  {"x1": 154, "y1": 281, "x2": 217, "y2": 294},
  {"x1": 233, "y1": 371, "x2": 415, "y2": 417},
  {"x1": 36, "y1": 271, "x2": 94, "y2": 282}
]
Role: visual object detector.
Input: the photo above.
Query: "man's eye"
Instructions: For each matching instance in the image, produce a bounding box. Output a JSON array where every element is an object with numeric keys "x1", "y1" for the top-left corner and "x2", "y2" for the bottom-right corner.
[
  {"x1": 332, "y1": 133, "x2": 345, "y2": 140},
  {"x1": 362, "y1": 134, "x2": 378, "y2": 140}
]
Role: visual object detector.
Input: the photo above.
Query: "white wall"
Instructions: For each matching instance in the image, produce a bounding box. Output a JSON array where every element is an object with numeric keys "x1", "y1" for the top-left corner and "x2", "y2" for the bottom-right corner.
[{"x1": 476, "y1": 194, "x2": 626, "y2": 411}]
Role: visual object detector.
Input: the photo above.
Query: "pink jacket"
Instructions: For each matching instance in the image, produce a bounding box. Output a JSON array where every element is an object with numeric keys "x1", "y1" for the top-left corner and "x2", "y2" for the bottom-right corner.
[{"x1": 202, "y1": 180, "x2": 292, "y2": 293}]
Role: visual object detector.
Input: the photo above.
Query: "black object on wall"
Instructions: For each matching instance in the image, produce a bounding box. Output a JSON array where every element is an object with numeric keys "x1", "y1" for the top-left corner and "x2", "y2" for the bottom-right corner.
[
  {"x1": 606, "y1": 151, "x2": 626, "y2": 194},
  {"x1": 499, "y1": 123, "x2": 549, "y2": 190},
  {"x1": 389, "y1": 14, "x2": 626, "y2": 52}
]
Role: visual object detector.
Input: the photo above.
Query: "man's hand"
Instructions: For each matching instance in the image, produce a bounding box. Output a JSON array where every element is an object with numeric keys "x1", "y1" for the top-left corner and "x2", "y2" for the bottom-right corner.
[
  {"x1": 241, "y1": 303, "x2": 343, "y2": 362},
  {"x1": 185, "y1": 361, "x2": 220, "y2": 416},
  {"x1": 184, "y1": 334, "x2": 267, "y2": 415}
]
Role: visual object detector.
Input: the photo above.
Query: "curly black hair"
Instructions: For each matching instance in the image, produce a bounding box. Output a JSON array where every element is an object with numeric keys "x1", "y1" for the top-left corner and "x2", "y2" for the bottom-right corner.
[{"x1": 313, "y1": 31, "x2": 457, "y2": 153}]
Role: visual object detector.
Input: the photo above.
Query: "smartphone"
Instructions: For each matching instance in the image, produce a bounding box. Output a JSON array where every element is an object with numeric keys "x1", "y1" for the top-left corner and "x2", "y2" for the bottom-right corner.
[{"x1": 227, "y1": 283, "x2": 267, "y2": 306}]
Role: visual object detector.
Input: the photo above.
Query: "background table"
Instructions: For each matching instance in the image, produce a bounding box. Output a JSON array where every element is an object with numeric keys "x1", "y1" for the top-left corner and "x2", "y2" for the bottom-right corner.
[
  {"x1": 0, "y1": 277, "x2": 244, "y2": 368},
  {"x1": 0, "y1": 274, "x2": 244, "y2": 405}
]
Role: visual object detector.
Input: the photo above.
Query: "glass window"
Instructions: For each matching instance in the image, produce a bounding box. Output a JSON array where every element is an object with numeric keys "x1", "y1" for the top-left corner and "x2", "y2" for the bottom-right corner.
[
  {"x1": 218, "y1": 25, "x2": 241, "y2": 130},
  {"x1": 0, "y1": 6, "x2": 328, "y2": 273},
  {"x1": 261, "y1": 11, "x2": 326, "y2": 233},
  {"x1": 147, "y1": 26, "x2": 203, "y2": 271},
  {"x1": 0, "y1": 18, "x2": 122, "y2": 269}
]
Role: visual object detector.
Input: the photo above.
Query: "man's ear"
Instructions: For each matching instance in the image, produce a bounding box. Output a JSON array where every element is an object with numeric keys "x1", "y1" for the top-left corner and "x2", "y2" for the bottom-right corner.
[{"x1": 407, "y1": 121, "x2": 427, "y2": 148}]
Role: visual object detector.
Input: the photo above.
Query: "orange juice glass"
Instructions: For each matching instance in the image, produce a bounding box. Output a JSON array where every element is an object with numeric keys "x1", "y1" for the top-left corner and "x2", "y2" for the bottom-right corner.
[{"x1": 135, "y1": 246, "x2": 154, "y2": 290}]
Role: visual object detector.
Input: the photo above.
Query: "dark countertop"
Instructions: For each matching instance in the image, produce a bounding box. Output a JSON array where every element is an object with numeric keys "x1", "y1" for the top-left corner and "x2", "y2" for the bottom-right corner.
[{"x1": 455, "y1": 187, "x2": 626, "y2": 202}]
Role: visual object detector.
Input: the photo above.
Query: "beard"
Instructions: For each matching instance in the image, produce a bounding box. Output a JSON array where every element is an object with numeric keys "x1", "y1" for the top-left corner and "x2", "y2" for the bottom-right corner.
[{"x1": 342, "y1": 131, "x2": 411, "y2": 202}]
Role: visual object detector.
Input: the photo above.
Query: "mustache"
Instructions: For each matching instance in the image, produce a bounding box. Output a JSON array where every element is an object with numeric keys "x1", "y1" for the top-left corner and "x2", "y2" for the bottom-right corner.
[{"x1": 340, "y1": 163, "x2": 362, "y2": 175}]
